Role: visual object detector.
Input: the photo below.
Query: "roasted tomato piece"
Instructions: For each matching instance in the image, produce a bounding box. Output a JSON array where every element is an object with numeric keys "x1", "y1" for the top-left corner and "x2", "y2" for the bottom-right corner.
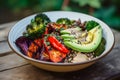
[
  {"x1": 27, "y1": 38, "x2": 42, "y2": 58},
  {"x1": 49, "y1": 48, "x2": 66, "y2": 63},
  {"x1": 51, "y1": 23, "x2": 67, "y2": 29},
  {"x1": 40, "y1": 51, "x2": 50, "y2": 60}
]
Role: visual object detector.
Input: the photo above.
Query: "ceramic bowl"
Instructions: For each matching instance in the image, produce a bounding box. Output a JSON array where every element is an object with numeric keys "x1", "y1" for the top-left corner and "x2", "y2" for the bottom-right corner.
[{"x1": 8, "y1": 11, "x2": 115, "y2": 72}]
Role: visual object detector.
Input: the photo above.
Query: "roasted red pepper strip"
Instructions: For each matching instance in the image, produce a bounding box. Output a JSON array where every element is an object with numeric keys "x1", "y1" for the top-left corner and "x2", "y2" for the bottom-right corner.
[
  {"x1": 43, "y1": 39, "x2": 66, "y2": 62},
  {"x1": 48, "y1": 36, "x2": 69, "y2": 54}
]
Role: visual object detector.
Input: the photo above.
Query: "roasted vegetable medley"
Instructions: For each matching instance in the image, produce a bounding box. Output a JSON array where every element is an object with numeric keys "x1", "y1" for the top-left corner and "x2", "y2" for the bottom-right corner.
[{"x1": 15, "y1": 13, "x2": 106, "y2": 63}]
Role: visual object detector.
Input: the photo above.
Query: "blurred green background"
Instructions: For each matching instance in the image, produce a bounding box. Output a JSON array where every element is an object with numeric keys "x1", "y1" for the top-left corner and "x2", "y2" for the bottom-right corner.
[{"x1": 0, "y1": 0, "x2": 120, "y2": 30}]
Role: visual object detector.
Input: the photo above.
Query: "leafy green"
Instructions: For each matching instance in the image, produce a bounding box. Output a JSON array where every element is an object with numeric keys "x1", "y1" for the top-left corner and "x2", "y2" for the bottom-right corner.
[{"x1": 85, "y1": 20, "x2": 99, "y2": 31}]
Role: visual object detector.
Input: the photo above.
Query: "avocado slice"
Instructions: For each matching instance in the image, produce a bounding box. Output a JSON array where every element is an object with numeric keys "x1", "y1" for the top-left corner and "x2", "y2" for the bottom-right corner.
[
  {"x1": 61, "y1": 34, "x2": 75, "y2": 39},
  {"x1": 64, "y1": 26, "x2": 102, "y2": 52},
  {"x1": 60, "y1": 27, "x2": 81, "y2": 34},
  {"x1": 63, "y1": 39, "x2": 78, "y2": 43},
  {"x1": 94, "y1": 37, "x2": 106, "y2": 56}
]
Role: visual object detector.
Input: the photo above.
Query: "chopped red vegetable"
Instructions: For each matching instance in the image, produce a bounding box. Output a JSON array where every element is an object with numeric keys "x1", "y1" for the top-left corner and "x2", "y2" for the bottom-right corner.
[
  {"x1": 48, "y1": 36, "x2": 69, "y2": 54},
  {"x1": 50, "y1": 23, "x2": 67, "y2": 29},
  {"x1": 27, "y1": 38, "x2": 42, "y2": 58},
  {"x1": 49, "y1": 48, "x2": 66, "y2": 63}
]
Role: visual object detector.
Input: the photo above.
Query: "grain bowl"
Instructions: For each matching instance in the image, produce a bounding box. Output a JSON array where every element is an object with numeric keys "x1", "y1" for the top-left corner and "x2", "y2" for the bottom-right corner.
[{"x1": 8, "y1": 11, "x2": 115, "y2": 72}]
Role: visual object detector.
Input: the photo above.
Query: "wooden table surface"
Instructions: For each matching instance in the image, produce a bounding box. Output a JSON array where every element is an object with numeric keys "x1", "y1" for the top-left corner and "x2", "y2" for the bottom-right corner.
[{"x1": 0, "y1": 21, "x2": 120, "y2": 80}]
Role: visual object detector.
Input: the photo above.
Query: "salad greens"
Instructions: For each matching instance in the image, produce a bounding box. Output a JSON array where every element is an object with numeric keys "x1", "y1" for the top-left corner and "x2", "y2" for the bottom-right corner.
[{"x1": 86, "y1": 20, "x2": 99, "y2": 31}]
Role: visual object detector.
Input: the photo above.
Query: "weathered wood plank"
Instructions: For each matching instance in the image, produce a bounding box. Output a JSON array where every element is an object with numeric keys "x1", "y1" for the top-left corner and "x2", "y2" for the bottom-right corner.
[
  {"x1": 0, "y1": 27, "x2": 11, "y2": 41},
  {"x1": 0, "y1": 21, "x2": 17, "y2": 29},
  {"x1": 0, "y1": 41, "x2": 12, "y2": 56},
  {"x1": 0, "y1": 65, "x2": 53, "y2": 80},
  {"x1": 0, "y1": 21, "x2": 17, "y2": 41},
  {"x1": 112, "y1": 29, "x2": 120, "y2": 44},
  {"x1": 0, "y1": 53, "x2": 28, "y2": 71},
  {"x1": 0, "y1": 44, "x2": 120, "y2": 80}
]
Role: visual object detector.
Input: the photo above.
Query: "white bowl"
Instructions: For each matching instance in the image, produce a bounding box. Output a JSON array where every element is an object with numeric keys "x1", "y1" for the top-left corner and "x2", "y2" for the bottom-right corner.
[{"x1": 8, "y1": 11, "x2": 115, "y2": 72}]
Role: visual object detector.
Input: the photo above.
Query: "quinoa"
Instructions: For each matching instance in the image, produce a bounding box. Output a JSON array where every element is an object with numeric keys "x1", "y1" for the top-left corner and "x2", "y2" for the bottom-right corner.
[{"x1": 64, "y1": 50, "x2": 96, "y2": 63}]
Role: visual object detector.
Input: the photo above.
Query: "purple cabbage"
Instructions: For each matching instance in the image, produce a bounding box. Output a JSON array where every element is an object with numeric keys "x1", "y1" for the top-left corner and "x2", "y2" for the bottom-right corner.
[
  {"x1": 15, "y1": 36, "x2": 49, "y2": 61},
  {"x1": 15, "y1": 36, "x2": 32, "y2": 55}
]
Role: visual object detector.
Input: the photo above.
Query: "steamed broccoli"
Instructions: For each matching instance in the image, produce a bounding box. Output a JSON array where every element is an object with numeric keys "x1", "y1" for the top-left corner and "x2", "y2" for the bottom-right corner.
[
  {"x1": 85, "y1": 20, "x2": 99, "y2": 31},
  {"x1": 24, "y1": 13, "x2": 51, "y2": 39},
  {"x1": 56, "y1": 18, "x2": 72, "y2": 25},
  {"x1": 35, "y1": 13, "x2": 51, "y2": 25}
]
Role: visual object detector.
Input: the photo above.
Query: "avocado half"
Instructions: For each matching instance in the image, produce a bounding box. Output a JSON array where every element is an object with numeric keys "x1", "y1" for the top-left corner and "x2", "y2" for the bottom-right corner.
[{"x1": 61, "y1": 26, "x2": 102, "y2": 52}]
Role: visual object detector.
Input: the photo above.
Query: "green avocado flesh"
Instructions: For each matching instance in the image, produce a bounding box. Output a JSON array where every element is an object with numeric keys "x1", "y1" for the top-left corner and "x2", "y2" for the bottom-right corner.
[
  {"x1": 94, "y1": 37, "x2": 106, "y2": 56},
  {"x1": 60, "y1": 27, "x2": 81, "y2": 34},
  {"x1": 62, "y1": 26, "x2": 102, "y2": 52},
  {"x1": 61, "y1": 34, "x2": 75, "y2": 39}
]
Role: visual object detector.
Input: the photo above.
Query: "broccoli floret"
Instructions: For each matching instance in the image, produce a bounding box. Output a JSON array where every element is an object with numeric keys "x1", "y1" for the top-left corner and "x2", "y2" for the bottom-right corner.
[
  {"x1": 35, "y1": 13, "x2": 51, "y2": 25},
  {"x1": 56, "y1": 18, "x2": 72, "y2": 25},
  {"x1": 24, "y1": 13, "x2": 51, "y2": 39},
  {"x1": 85, "y1": 20, "x2": 99, "y2": 31}
]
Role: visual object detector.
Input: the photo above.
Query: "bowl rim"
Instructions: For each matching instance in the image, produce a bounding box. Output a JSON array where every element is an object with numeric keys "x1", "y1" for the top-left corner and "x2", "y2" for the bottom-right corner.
[{"x1": 8, "y1": 11, "x2": 115, "y2": 66}]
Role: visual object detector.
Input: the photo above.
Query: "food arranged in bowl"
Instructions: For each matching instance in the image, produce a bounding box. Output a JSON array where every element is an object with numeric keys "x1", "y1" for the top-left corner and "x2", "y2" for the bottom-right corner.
[{"x1": 15, "y1": 13, "x2": 106, "y2": 63}]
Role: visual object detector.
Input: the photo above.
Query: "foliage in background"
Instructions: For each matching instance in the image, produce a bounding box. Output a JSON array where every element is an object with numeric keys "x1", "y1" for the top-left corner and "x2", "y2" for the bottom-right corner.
[
  {"x1": 1, "y1": 0, "x2": 120, "y2": 30},
  {"x1": 2, "y1": 0, "x2": 63, "y2": 12},
  {"x1": 63, "y1": 0, "x2": 120, "y2": 30},
  {"x1": 73, "y1": 0, "x2": 101, "y2": 8}
]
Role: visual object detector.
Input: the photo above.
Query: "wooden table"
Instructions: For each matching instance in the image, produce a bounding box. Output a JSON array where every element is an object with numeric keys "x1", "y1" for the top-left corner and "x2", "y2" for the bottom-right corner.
[{"x1": 0, "y1": 21, "x2": 120, "y2": 80}]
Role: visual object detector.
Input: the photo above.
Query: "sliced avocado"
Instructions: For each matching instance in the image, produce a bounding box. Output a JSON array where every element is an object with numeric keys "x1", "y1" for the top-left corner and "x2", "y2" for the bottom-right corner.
[
  {"x1": 94, "y1": 37, "x2": 106, "y2": 56},
  {"x1": 64, "y1": 39, "x2": 78, "y2": 43},
  {"x1": 60, "y1": 27, "x2": 81, "y2": 34},
  {"x1": 64, "y1": 26, "x2": 102, "y2": 52},
  {"x1": 61, "y1": 34, "x2": 75, "y2": 39}
]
